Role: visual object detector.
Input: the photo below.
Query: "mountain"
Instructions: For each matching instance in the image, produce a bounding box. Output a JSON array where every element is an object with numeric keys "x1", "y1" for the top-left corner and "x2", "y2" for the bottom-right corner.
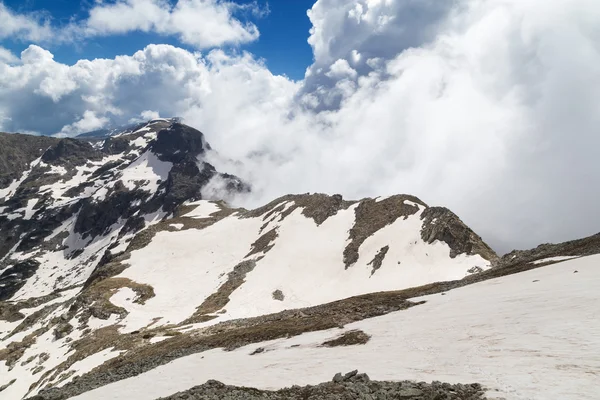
[
  {"x1": 75, "y1": 118, "x2": 183, "y2": 140},
  {"x1": 0, "y1": 120, "x2": 598, "y2": 400}
]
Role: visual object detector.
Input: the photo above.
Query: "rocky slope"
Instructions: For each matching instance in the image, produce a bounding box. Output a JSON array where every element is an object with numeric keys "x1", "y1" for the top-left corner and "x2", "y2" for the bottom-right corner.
[
  {"x1": 0, "y1": 118, "x2": 246, "y2": 302},
  {"x1": 158, "y1": 372, "x2": 487, "y2": 400},
  {"x1": 0, "y1": 120, "x2": 598, "y2": 400}
]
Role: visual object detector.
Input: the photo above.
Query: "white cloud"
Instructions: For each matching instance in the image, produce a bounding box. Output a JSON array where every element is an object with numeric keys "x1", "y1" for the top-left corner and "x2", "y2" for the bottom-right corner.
[
  {"x1": 1, "y1": 0, "x2": 600, "y2": 253},
  {"x1": 0, "y1": 0, "x2": 261, "y2": 49},
  {"x1": 0, "y1": 46, "x2": 17, "y2": 63},
  {"x1": 84, "y1": 0, "x2": 260, "y2": 48},
  {"x1": 325, "y1": 59, "x2": 357, "y2": 79},
  {"x1": 56, "y1": 110, "x2": 109, "y2": 137},
  {"x1": 140, "y1": 110, "x2": 161, "y2": 120},
  {"x1": 0, "y1": 2, "x2": 53, "y2": 42}
]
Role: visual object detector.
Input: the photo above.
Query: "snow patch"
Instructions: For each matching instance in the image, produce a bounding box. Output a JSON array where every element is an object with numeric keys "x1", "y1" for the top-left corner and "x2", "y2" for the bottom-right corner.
[
  {"x1": 182, "y1": 201, "x2": 221, "y2": 219},
  {"x1": 532, "y1": 256, "x2": 579, "y2": 264},
  {"x1": 117, "y1": 151, "x2": 172, "y2": 192}
]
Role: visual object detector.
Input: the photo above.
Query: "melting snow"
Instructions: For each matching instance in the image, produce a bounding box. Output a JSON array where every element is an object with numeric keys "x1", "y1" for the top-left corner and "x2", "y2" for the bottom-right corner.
[
  {"x1": 113, "y1": 214, "x2": 264, "y2": 333},
  {"x1": 73, "y1": 255, "x2": 600, "y2": 400},
  {"x1": 532, "y1": 256, "x2": 579, "y2": 264},
  {"x1": 23, "y1": 198, "x2": 39, "y2": 219},
  {"x1": 0, "y1": 157, "x2": 42, "y2": 200},
  {"x1": 118, "y1": 151, "x2": 172, "y2": 192},
  {"x1": 57, "y1": 347, "x2": 123, "y2": 389},
  {"x1": 182, "y1": 201, "x2": 221, "y2": 218}
]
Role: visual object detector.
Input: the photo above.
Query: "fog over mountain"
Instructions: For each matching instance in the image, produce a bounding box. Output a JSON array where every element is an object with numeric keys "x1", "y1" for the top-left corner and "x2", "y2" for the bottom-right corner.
[{"x1": 1, "y1": 0, "x2": 599, "y2": 252}]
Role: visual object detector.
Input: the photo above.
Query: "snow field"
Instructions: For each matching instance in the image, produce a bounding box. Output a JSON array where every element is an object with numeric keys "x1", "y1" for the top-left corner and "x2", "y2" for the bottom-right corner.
[
  {"x1": 110, "y1": 200, "x2": 490, "y2": 330},
  {"x1": 74, "y1": 254, "x2": 600, "y2": 400}
]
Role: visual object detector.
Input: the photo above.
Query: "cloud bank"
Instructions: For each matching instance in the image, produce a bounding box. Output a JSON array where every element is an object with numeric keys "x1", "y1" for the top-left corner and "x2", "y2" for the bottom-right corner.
[{"x1": 1, "y1": 0, "x2": 599, "y2": 253}]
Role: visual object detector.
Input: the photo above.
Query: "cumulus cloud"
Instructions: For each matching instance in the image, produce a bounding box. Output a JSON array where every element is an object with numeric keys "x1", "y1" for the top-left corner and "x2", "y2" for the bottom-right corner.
[
  {"x1": 0, "y1": 2, "x2": 53, "y2": 42},
  {"x1": 56, "y1": 110, "x2": 109, "y2": 137},
  {"x1": 84, "y1": 0, "x2": 261, "y2": 48},
  {"x1": 0, "y1": 0, "x2": 262, "y2": 49},
  {"x1": 1, "y1": 0, "x2": 600, "y2": 253},
  {"x1": 0, "y1": 46, "x2": 17, "y2": 63}
]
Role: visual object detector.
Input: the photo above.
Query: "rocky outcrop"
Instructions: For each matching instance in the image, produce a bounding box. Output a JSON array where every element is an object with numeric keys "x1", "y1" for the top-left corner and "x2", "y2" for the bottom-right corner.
[
  {"x1": 73, "y1": 187, "x2": 152, "y2": 239},
  {"x1": 246, "y1": 193, "x2": 355, "y2": 226},
  {"x1": 498, "y1": 232, "x2": 600, "y2": 266},
  {"x1": 41, "y1": 139, "x2": 103, "y2": 167},
  {"x1": 344, "y1": 195, "x2": 424, "y2": 269},
  {"x1": 152, "y1": 123, "x2": 210, "y2": 163},
  {"x1": 0, "y1": 132, "x2": 58, "y2": 188},
  {"x1": 420, "y1": 207, "x2": 498, "y2": 262},
  {"x1": 154, "y1": 373, "x2": 486, "y2": 400},
  {"x1": 322, "y1": 330, "x2": 371, "y2": 347},
  {"x1": 0, "y1": 119, "x2": 249, "y2": 304},
  {"x1": 0, "y1": 260, "x2": 40, "y2": 301}
]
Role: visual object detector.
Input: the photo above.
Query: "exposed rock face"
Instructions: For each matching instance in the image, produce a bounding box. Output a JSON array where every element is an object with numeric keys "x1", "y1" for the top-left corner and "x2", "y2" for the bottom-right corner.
[
  {"x1": 245, "y1": 193, "x2": 355, "y2": 226},
  {"x1": 344, "y1": 195, "x2": 423, "y2": 268},
  {"x1": 0, "y1": 119, "x2": 248, "y2": 303},
  {"x1": 154, "y1": 373, "x2": 487, "y2": 400},
  {"x1": 420, "y1": 207, "x2": 499, "y2": 263},
  {"x1": 0, "y1": 260, "x2": 40, "y2": 301},
  {"x1": 0, "y1": 133, "x2": 58, "y2": 188},
  {"x1": 41, "y1": 139, "x2": 103, "y2": 167},
  {"x1": 152, "y1": 122, "x2": 210, "y2": 162},
  {"x1": 498, "y1": 232, "x2": 600, "y2": 266},
  {"x1": 322, "y1": 330, "x2": 371, "y2": 347}
]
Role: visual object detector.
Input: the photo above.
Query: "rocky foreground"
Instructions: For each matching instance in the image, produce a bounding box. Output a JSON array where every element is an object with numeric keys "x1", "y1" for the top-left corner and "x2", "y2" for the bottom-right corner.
[{"x1": 159, "y1": 372, "x2": 487, "y2": 400}]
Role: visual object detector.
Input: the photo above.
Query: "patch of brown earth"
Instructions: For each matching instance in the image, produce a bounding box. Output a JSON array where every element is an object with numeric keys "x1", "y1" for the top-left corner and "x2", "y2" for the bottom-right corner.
[
  {"x1": 244, "y1": 193, "x2": 356, "y2": 226},
  {"x1": 0, "y1": 330, "x2": 42, "y2": 370},
  {"x1": 499, "y1": 232, "x2": 600, "y2": 266},
  {"x1": 0, "y1": 292, "x2": 61, "y2": 323},
  {"x1": 245, "y1": 228, "x2": 278, "y2": 258},
  {"x1": 183, "y1": 260, "x2": 257, "y2": 324},
  {"x1": 76, "y1": 277, "x2": 155, "y2": 325},
  {"x1": 5, "y1": 303, "x2": 62, "y2": 339},
  {"x1": 159, "y1": 374, "x2": 487, "y2": 400},
  {"x1": 344, "y1": 195, "x2": 424, "y2": 269},
  {"x1": 322, "y1": 329, "x2": 371, "y2": 347}
]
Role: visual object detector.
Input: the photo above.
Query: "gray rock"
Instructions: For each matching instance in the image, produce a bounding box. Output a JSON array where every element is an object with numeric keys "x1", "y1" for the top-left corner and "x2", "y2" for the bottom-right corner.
[
  {"x1": 343, "y1": 370, "x2": 358, "y2": 380},
  {"x1": 398, "y1": 388, "x2": 424, "y2": 397}
]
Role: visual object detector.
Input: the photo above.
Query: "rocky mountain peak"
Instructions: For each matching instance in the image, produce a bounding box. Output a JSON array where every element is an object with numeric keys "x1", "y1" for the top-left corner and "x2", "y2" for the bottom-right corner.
[
  {"x1": 0, "y1": 119, "x2": 248, "y2": 303},
  {"x1": 151, "y1": 122, "x2": 211, "y2": 163},
  {"x1": 420, "y1": 206, "x2": 499, "y2": 263}
]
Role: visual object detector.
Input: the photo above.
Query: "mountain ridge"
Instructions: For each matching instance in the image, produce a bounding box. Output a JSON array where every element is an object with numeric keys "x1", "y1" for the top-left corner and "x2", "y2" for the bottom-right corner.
[{"x1": 1, "y1": 120, "x2": 599, "y2": 400}]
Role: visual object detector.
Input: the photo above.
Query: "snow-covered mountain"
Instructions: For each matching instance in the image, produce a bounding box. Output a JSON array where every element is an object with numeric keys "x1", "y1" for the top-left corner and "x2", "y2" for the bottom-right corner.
[
  {"x1": 75, "y1": 118, "x2": 183, "y2": 140},
  {"x1": 0, "y1": 120, "x2": 598, "y2": 400}
]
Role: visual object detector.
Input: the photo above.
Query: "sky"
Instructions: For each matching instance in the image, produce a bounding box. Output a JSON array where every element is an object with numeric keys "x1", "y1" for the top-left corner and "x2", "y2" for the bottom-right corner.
[
  {"x1": 0, "y1": 0, "x2": 314, "y2": 79},
  {"x1": 1, "y1": 0, "x2": 600, "y2": 254}
]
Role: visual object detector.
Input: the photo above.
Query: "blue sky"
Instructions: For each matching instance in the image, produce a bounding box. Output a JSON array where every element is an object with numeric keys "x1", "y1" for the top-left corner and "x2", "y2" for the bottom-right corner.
[{"x1": 0, "y1": 0, "x2": 315, "y2": 80}]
